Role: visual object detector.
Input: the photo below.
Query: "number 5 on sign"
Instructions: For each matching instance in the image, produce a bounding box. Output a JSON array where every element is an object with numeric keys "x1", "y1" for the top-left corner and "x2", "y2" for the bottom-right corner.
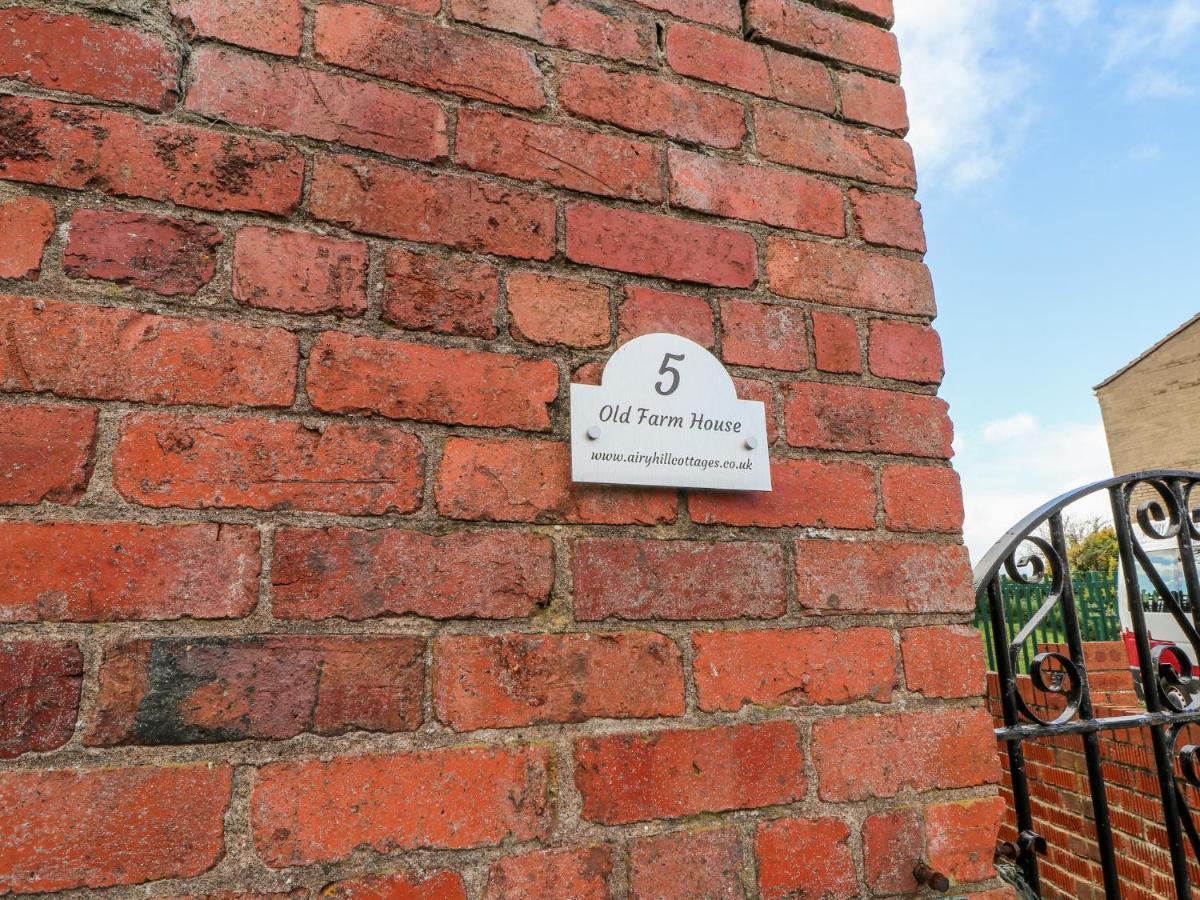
[{"x1": 655, "y1": 353, "x2": 685, "y2": 396}]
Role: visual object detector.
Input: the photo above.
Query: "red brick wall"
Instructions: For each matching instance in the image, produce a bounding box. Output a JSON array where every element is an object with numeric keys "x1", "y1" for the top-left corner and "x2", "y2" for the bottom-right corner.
[{"x1": 0, "y1": 0, "x2": 1004, "y2": 896}]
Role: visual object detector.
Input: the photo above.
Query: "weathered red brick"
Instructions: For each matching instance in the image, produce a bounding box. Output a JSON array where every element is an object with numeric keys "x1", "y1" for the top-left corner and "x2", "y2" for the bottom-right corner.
[
  {"x1": 0, "y1": 641, "x2": 82, "y2": 758},
  {"x1": 0, "y1": 96, "x2": 304, "y2": 215},
  {"x1": 925, "y1": 797, "x2": 1006, "y2": 883},
  {"x1": 452, "y1": 0, "x2": 654, "y2": 64},
  {"x1": 619, "y1": 286, "x2": 715, "y2": 347},
  {"x1": 811, "y1": 309, "x2": 862, "y2": 373},
  {"x1": 0, "y1": 521, "x2": 260, "y2": 623},
  {"x1": 0, "y1": 196, "x2": 53, "y2": 279},
  {"x1": 251, "y1": 746, "x2": 552, "y2": 865},
  {"x1": 114, "y1": 412, "x2": 424, "y2": 515},
  {"x1": 233, "y1": 226, "x2": 367, "y2": 315},
  {"x1": 437, "y1": 437, "x2": 677, "y2": 525},
  {"x1": 669, "y1": 147, "x2": 844, "y2": 234},
  {"x1": 734, "y1": 376, "x2": 780, "y2": 443},
  {"x1": 434, "y1": 631, "x2": 684, "y2": 729},
  {"x1": 507, "y1": 271, "x2": 610, "y2": 348},
  {"x1": 693, "y1": 627, "x2": 896, "y2": 710},
  {"x1": 795, "y1": 539, "x2": 973, "y2": 614},
  {"x1": 172, "y1": 0, "x2": 304, "y2": 56},
  {"x1": 384, "y1": 246, "x2": 500, "y2": 338},
  {"x1": 882, "y1": 464, "x2": 964, "y2": 533},
  {"x1": 575, "y1": 722, "x2": 805, "y2": 824},
  {"x1": 812, "y1": 708, "x2": 1000, "y2": 800},
  {"x1": 0, "y1": 765, "x2": 231, "y2": 892},
  {"x1": 64, "y1": 209, "x2": 222, "y2": 297},
  {"x1": 0, "y1": 8, "x2": 179, "y2": 110},
  {"x1": 574, "y1": 539, "x2": 787, "y2": 620},
  {"x1": 272, "y1": 527, "x2": 554, "y2": 620},
  {"x1": 720, "y1": 298, "x2": 809, "y2": 371},
  {"x1": 325, "y1": 871, "x2": 467, "y2": 900},
  {"x1": 0, "y1": 403, "x2": 96, "y2": 505},
  {"x1": 902, "y1": 625, "x2": 985, "y2": 699},
  {"x1": 767, "y1": 238, "x2": 935, "y2": 315},
  {"x1": 308, "y1": 331, "x2": 558, "y2": 430},
  {"x1": 689, "y1": 457, "x2": 876, "y2": 529},
  {"x1": 630, "y1": 829, "x2": 744, "y2": 900},
  {"x1": 560, "y1": 62, "x2": 746, "y2": 149},
  {"x1": 850, "y1": 188, "x2": 924, "y2": 252},
  {"x1": 629, "y1": 0, "x2": 740, "y2": 30},
  {"x1": 315, "y1": 2, "x2": 545, "y2": 110},
  {"x1": 745, "y1": 0, "x2": 899, "y2": 76},
  {"x1": 869, "y1": 318, "x2": 943, "y2": 383},
  {"x1": 756, "y1": 817, "x2": 857, "y2": 900},
  {"x1": 0, "y1": 295, "x2": 298, "y2": 407},
  {"x1": 832, "y1": 0, "x2": 894, "y2": 24},
  {"x1": 566, "y1": 203, "x2": 757, "y2": 287},
  {"x1": 784, "y1": 381, "x2": 952, "y2": 457},
  {"x1": 186, "y1": 46, "x2": 448, "y2": 162},
  {"x1": 838, "y1": 70, "x2": 908, "y2": 134},
  {"x1": 863, "y1": 808, "x2": 922, "y2": 894},
  {"x1": 755, "y1": 104, "x2": 915, "y2": 189},
  {"x1": 485, "y1": 847, "x2": 612, "y2": 900},
  {"x1": 457, "y1": 107, "x2": 661, "y2": 201},
  {"x1": 665, "y1": 23, "x2": 834, "y2": 111},
  {"x1": 309, "y1": 154, "x2": 555, "y2": 259},
  {"x1": 88, "y1": 635, "x2": 424, "y2": 745}
]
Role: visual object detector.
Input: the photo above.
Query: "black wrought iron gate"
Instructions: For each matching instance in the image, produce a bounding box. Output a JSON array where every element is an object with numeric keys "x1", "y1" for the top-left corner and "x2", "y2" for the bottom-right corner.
[{"x1": 976, "y1": 470, "x2": 1200, "y2": 899}]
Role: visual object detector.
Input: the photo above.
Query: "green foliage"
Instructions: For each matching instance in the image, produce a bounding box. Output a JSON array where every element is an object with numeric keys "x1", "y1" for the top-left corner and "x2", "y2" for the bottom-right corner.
[{"x1": 1069, "y1": 526, "x2": 1119, "y2": 578}]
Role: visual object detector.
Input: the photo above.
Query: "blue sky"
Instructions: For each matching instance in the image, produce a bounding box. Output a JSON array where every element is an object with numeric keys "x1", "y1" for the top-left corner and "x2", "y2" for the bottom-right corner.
[{"x1": 894, "y1": 0, "x2": 1200, "y2": 559}]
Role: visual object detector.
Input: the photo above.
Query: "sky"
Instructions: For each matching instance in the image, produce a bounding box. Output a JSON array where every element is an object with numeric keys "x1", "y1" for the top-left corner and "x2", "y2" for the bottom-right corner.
[{"x1": 893, "y1": 0, "x2": 1200, "y2": 561}]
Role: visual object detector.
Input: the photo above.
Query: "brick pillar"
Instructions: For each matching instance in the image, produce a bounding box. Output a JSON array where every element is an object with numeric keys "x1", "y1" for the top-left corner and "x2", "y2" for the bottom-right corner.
[{"x1": 0, "y1": 0, "x2": 1004, "y2": 896}]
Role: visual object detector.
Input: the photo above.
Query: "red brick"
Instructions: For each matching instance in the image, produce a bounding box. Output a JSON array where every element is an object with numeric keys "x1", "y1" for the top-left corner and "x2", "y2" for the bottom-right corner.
[
  {"x1": 811, "y1": 309, "x2": 861, "y2": 373},
  {"x1": 755, "y1": 104, "x2": 915, "y2": 189},
  {"x1": 869, "y1": 318, "x2": 943, "y2": 383},
  {"x1": 926, "y1": 797, "x2": 1006, "y2": 883},
  {"x1": 902, "y1": 625, "x2": 985, "y2": 699},
  {"x1": 720, "y1": 298, "x2": 809, "y2": 371},
  {"x1": 0, "y1": 403, "x2": 96, "y2": 505},
  {"x1": 795, "y1": 539, "x2": 974, "y2": 614},
  {"x1": 0, "y1": 96, "x2": 303, "y2": 215},
  {"x1": 315, "y1": 2, "x2": 545, "y2": 110},
  {"x1": 251, "y1": 746, "x2": 552, "y2": 865},
  {"x1": 437, "y1": 436, "x2": 677, "y2": 525},
  {"x1": 233, "y1": 226, "x2": 367, "y2": 315},
  {"x1": 784, "y1": 382, "x2": 953, "y2": 457},
  {"x1": 186, "y1": 46, "x2": 447, "y2": 162},
  {"x1": 832, "y1": 0, "x2": 894, "y2": 24},
  {"x1": 812, "y1": 708, "x2": 1000, "y2": 800},
  {"x1": 486, "y1": 847, "x2": 612, "y2": 900},
  {"x1": 838, "y1": 70, "x2": 908, "y2": 134},
  {"x1": 882, "y1": 464, "x2": 964, "y2": 533},
  {"x1": 325, "y1": 871, "x2": 467, "y2": 900},
  {"x1": 453, "y1": 0, "x2": 654, "y2": 64},
  {"x1": 756, "y1": 817, "x2": 857, "y2": 900},
  {"x1": 767, "y1": 238, "x2": 935, "y2": 315},
  {"x1": 0, "y1": 521, "x2": 259, "y2": 623},
  {"x1": 745, "y1": 0, "x2": 899, "y2": 76},
  {"x1": 0, "y1": 641, "x2": 82, "y2": 758},
  {"x1": 172, "y1": 0, "x2": 303, "y2": 56},
  {"x1": 665, "y1": 23, "x2": 834, "y2": 111},
  {"x1": 64, "y1": 209, "x2": 222, "y2": 297},
  {"x1": 560, "y1": 62, "x2": 746, "y2": 149},
  {"x1": 850, "y1": 189, "x2": 924, "y2": 253},
  {"x1": 0, "y1": 295, "x2": 297, "y2": 407},
  {"x1": 384, "y1": 246, "x2": 500, "y2": 338},
  {"x1": 508, "y1": 271, "x2": 611, "y2": 348},
  {"x1": 863, "y1": 808, "x2": 921, "y2": 894},
  {"x1": 574, "y1": 539, "x2": 787, "y2": 620},
  {"x1": 0, "y1": 8, "x2": 179, "y2": 110},
  {"x1": 629, "y1": 0, "x2": 740, "y2": 30},
  {"x1": 435, "y1": 632, "x2": 684, "y2": 729},
  {"x1": 3, "y1": 769, "x2": 225, "y2": 893},
  {"x1": 574, "y1": 722, "x2": 805, "y2": 824},
  {"x1": 309, "y1": 154, "x2": 555, "y2": 260},
  {"x1": 689, "y1": 457, "x2": 876, "y2": 529},
  {"x1": 630, "y1": 829, "x2": 744, "y2": 899},
  {"x1": 619, "y1": 286, "x2": 715, "y2": 347},
  {"x1": 669, "y1": 147, "x2": 843, "y2": 234},
  {"x1": 457, "y1": 107, "x2": 661, "y2": 201},
  {"x1": 272, "y1": 527, "x2": 553, "y2": 620},
  {"x1": 0, "y1": 196, "x2": 53, "y2": 278},
  {"x1": 693, "y1": 626, "x2": 896, "y2": 710},
  {"x1": 114, "y1": 412, "x2": 424, "y2": 515},
  {"x1": 88, "y1": 635, "x2": 424, "y2": 746},
  {"x1": 734, "y1": 376, "x2": 779, "y2": 443},
  {"x1": 566, "y1": 203, "x2": 757, "y2": 288}
]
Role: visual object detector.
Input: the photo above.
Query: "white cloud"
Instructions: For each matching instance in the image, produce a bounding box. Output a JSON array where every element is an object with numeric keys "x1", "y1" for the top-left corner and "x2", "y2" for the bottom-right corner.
[
  {"x1": 1125, "y1": 68, "x2": 1193, "y2": 99},
  {"x1": 1106, "y1": 0, "x2": 1200, "y2": 96},
  {"x1": 982, "y1": 413, "x2": 1037, "y2": 442}
]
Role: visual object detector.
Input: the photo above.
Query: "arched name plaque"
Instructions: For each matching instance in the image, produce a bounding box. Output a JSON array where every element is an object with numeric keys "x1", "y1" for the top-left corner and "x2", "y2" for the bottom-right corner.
[{"x1": 570, "y1": 333, "x2": 772, "y2": 491}]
